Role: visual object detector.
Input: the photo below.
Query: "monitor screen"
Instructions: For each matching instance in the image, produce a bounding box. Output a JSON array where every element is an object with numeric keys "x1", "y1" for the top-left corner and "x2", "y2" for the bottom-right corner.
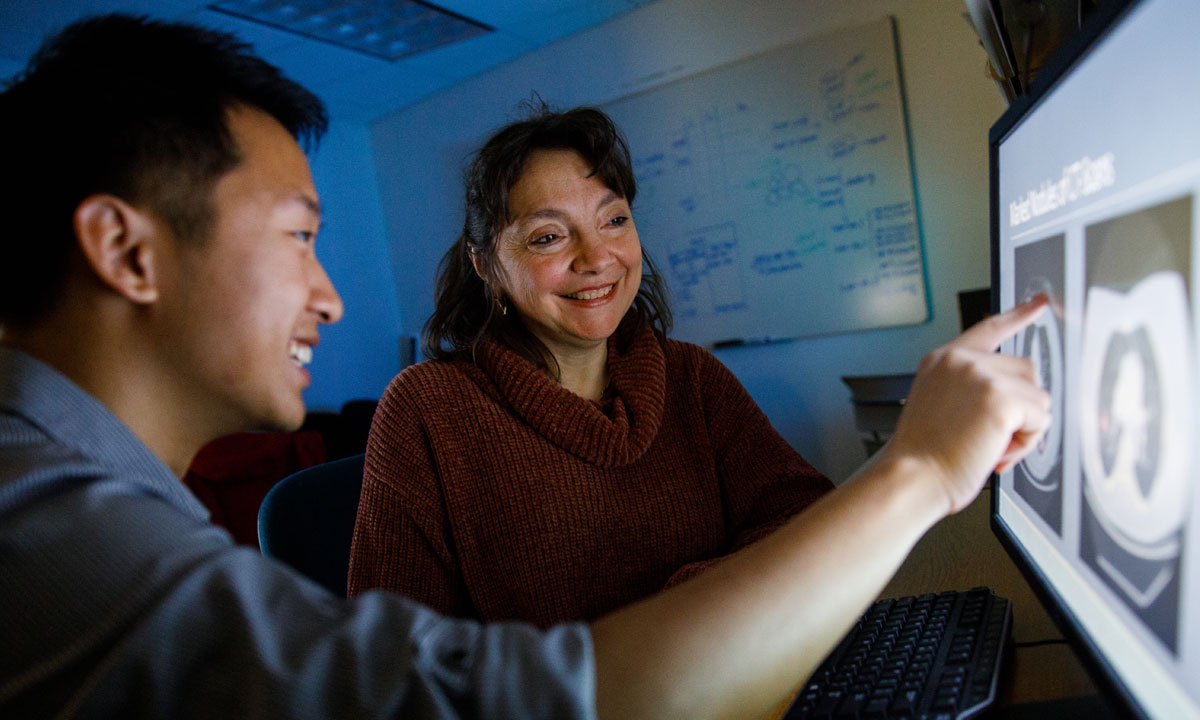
[{"x1": 990, "y1": 0, "x2": 1200, "y2": 716}]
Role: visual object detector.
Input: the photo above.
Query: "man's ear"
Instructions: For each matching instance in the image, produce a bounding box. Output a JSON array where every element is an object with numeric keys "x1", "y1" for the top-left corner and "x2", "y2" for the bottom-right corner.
[{"x1": 73, "y1": 194, "x2": 161, "y2": 304}]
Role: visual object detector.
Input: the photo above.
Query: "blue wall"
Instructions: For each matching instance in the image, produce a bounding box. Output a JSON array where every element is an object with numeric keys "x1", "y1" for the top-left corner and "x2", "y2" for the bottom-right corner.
[
  {"x1": 0, "y1": 58, "x2": 19, "y2": 81},
  {"x1": 303, "y1": 120, "x2": 403, "y2": 411}
]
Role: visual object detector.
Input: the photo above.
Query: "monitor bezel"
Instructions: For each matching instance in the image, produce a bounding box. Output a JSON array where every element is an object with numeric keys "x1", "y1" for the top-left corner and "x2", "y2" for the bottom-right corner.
[{"x1": 987, "y1": 0, "x2": 1153, "y2": 718}]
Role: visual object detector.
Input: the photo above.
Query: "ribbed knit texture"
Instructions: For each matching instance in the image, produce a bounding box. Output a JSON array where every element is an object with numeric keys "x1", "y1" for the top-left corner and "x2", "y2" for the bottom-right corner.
[{"x1": 348, "y1": 320, "x2": 833, "y2": 628}]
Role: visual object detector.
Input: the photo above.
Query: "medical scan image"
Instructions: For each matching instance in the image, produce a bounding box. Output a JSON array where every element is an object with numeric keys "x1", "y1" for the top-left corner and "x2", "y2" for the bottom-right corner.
[
  {"x1": 1080, "y1": 196, "x2": 1195, "y2": 653},
  {"x1": 1013, "y1": 236, "x2": 1066, "y2": 535}
]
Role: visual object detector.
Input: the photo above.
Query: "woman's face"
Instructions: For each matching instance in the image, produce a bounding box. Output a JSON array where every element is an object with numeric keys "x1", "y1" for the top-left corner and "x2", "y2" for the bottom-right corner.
[{"x1": 490, "y1": 148, "x2": 642, "y2": 359}]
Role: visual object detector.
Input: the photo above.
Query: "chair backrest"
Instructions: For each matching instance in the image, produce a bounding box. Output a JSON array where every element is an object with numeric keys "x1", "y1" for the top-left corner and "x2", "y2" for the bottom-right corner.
[{"x1": 258, "y1": 453, "x2": 365, "y2": 596}]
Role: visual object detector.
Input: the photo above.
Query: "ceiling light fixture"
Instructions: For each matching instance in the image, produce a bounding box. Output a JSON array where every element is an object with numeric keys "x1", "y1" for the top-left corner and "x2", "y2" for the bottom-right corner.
[{"x1": 207, "y1": 0, "x2": 492, "y2": 61}]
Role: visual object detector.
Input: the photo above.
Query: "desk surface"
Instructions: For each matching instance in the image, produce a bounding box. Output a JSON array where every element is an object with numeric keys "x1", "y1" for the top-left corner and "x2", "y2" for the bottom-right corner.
[{"x1": 767, "y1": 485, "x2": 1100, "y2": 719}]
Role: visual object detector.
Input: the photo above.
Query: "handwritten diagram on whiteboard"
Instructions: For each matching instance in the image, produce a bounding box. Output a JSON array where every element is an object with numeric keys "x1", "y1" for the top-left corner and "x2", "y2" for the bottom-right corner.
[{"x1": 603, "y1": 16, "x2": 928, "y2": 345}]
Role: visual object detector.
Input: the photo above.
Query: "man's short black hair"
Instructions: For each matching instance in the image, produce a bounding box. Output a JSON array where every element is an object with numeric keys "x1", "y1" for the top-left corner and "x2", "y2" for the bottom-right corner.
[{"x1": 0, "y1": 13, "x2": 328, "y2": 328}]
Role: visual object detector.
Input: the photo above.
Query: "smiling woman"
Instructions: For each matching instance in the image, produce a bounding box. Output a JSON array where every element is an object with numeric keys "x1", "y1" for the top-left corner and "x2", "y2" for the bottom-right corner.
[
  {"x1": 347, "y1": 104, "x2": 835, "y2": 627},
  {"x1": 488, "y1": 148, "x2": 644, "y2": 399}
]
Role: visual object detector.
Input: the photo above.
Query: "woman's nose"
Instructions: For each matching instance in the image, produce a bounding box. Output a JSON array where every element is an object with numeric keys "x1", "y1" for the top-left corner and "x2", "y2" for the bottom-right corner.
[{"x1": 572, "y1": 230, "x2": 612, "y2": 273}]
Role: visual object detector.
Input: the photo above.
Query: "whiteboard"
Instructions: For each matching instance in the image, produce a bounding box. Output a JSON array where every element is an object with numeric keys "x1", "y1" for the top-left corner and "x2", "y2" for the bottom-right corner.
[{"x1": 604, "y1": 16, "x2": 928, "y2": 346}]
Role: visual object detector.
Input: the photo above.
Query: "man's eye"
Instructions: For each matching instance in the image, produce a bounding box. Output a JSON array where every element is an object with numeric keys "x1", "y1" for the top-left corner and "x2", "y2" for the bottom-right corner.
[
  {"x1": 293, "y1": 230, "x2": 315, "y2": 244},
  {"x1": 531, "y1": 233, "x2": 558, "y2": 246},
  {"x1": 609, "y1": 216, "x2": 629, "y2": 227}
]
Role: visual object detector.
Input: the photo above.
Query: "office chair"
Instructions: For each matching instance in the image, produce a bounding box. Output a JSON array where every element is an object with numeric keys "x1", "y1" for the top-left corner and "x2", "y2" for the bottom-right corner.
[{"x1": 258, "y1": 453, "x2": 365, "y2": 596}]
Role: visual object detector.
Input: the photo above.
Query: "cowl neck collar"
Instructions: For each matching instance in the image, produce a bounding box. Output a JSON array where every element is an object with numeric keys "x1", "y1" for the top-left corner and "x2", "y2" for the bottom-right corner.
[{"x1": 472, "y1": 317, "x2": 666, "y2": 468}]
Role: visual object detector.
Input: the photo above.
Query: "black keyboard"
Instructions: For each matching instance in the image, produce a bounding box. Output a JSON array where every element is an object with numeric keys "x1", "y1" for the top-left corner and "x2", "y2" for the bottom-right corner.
[{"x1": 784, "y1": 587, "x2": 1011, "y2": 720}]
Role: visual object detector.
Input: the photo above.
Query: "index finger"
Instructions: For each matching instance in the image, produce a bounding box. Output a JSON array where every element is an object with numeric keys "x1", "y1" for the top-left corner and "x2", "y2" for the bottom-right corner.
[{"x1": 956, "y1": 293, "x2": 1049, "y2": 352}]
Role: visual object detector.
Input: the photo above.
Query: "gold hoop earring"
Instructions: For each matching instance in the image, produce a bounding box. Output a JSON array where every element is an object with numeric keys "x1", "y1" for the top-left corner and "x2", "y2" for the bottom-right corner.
[{"x1": 494, "y1": 296, "x2": 507, "y2": 316}]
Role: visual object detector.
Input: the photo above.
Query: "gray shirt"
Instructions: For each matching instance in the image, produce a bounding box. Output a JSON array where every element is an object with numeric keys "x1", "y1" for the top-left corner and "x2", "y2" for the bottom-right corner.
[{"x1": 0, "y1": 347, "x2": 596, "y2": 719}]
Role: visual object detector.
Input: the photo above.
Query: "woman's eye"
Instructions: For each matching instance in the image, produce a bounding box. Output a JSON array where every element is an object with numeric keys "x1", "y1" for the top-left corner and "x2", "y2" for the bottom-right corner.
[
  {"x1": 530, "y1": 233, "x2": 558, "y2": 246},
  {"x1": 293, "y1": 230, "x2": 315, "y2": 244},
  {"x1": 609, "y1": 215, "x2": 629, "y2": 227}
]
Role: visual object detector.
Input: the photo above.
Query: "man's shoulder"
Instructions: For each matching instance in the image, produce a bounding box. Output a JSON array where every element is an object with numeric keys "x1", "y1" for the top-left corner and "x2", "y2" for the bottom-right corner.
[
  {"x1": 0, "y1": 413, "x2": 111, "y2": 515},
  {"x1": 0, "y1": 406, "x2": 83, "y2": 471},
  {"x1": 0, "y1": 410, "x2": 175, "y2": 503},
  {"x1": 0, "y1": 370, "x2": 205, "y2": 521},
  {"x1": 0, "y1": 402, "x2": 51, "y2": 446}
]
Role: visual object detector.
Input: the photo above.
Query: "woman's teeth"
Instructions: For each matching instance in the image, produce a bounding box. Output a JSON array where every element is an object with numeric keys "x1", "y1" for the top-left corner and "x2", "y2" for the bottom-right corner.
[{"x1": 564, "y1": 284, "x2": 614, "y2": 300}]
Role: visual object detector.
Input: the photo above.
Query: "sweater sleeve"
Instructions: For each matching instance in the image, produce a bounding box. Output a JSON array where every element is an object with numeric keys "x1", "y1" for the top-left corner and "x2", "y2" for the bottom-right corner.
[
  {"x1": 347, "y1": 369, "x2": 475, "y2": 619},
  {"x1": 665, "y1": 346, "x2": 834, "y2": 587}
]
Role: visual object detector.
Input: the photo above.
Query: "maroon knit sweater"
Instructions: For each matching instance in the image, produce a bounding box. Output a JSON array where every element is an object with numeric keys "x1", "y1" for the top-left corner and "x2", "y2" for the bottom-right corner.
[{"x1": 348, "y1": 320, "x2": 833, "y2": 628}]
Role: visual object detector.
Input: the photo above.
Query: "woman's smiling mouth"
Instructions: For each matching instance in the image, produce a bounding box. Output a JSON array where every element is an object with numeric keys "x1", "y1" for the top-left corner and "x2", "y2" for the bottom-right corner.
[{"x1": 561, "y1": 283, "x2": 615, "y2": 301}]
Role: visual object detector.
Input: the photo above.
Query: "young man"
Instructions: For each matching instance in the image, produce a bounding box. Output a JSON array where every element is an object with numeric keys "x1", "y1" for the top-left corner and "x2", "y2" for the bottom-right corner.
[{"x1": 0, "y1": 13, "x2": 1050, "y2": 720}]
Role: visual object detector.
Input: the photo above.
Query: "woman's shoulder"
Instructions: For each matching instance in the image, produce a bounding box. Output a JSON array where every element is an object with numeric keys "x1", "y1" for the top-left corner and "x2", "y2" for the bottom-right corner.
[
  {"x1": 662, "y1": 337, "x2": 728, "y2": 377},
  {"x1": 387, "y1": 357, "x2": 454, "y2": 385},
  {"x1": 658, "y1": 336, "x2": 754, "y2": 416},
  {"x1": 381, "y1": 357, "x2": 485, "y2": 407},
  {"x1": 392, "y1": 357, "x2": 469, "y2": 382}
]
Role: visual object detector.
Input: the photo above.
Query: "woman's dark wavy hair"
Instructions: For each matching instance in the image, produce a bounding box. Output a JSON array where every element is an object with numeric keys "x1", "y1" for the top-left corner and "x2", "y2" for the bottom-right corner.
[{"x1": 423, "y1": 101, "x2": 673, "y2": 377}]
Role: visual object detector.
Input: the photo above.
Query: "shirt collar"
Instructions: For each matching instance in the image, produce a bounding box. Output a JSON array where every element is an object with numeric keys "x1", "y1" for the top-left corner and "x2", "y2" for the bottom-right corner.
[{"x1": 0, "y1": 345, "x2": 207, "y2": 517}]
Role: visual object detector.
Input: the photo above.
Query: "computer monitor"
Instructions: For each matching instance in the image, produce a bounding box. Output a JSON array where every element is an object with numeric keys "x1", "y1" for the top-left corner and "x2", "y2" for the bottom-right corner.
[{"x1": 990, "y1": 0, "x2": 1200, "y2": 717}]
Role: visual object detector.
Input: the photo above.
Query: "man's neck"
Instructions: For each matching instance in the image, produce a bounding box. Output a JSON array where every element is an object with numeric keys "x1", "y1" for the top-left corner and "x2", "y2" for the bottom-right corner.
[{"x1": 3, "y1": 315, "x2": 216, "y2": 477}]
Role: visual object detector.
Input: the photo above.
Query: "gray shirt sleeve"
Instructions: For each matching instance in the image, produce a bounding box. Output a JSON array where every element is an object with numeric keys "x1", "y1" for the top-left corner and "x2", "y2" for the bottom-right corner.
[{"x1": 0, "y1": 448, "x2": 596, "y2": 720}]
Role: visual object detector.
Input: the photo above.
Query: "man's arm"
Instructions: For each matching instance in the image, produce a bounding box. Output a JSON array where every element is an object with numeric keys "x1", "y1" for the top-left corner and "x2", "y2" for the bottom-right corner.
[{"x1": 590, "y1": 297, "x2": 1051, "y2": 720}]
